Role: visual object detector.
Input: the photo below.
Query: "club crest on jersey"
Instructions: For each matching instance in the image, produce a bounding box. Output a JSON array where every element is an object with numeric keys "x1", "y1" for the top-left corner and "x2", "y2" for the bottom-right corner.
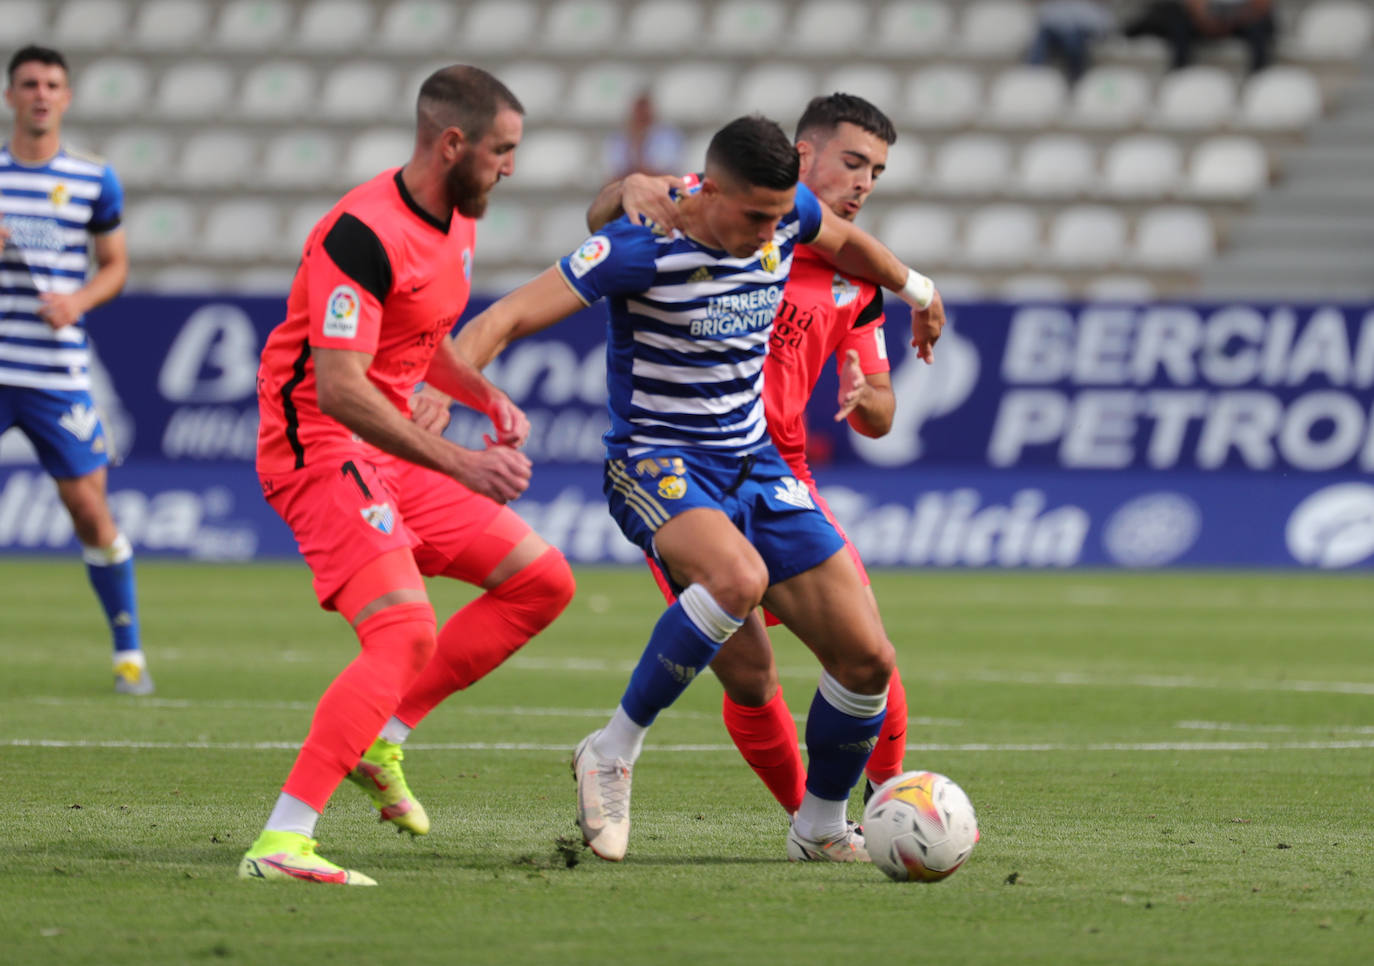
[
  {"x1": 759, "y1": 241, "x2": 780, "y2": 273},
  {"x1": 360, "y1": 502, "x2": 395, "y2": 535},
  {"x1": 657, "y1": 475, "x2": 687, "y2": 500},
  {"x1": 831, "y1": 274, "x2": 860, "y2": 308},
  {"x1": 687, "y1": 266, "x2": 712, "y2": 284},
  {"x1": 48, "y1": 182, "x2": 69, "y2": 207},
  {"x1": 569, "y1": 235, "x2": 611, "y2": 278},
  {"x1": 323, "y1": 284, "x2": 360, "y2": 338},
  {"x1": 773, "y1": 476, "x2": 815, "y2": 510},
  {"x1": 462, "y1": 247, "x2": 472, "y2": 281}
]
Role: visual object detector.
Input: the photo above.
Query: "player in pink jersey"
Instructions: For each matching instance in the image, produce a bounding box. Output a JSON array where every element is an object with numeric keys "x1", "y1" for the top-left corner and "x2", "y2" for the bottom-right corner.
[{"x1": 587, "y1": 94, "x2": 934, "y2": 829}]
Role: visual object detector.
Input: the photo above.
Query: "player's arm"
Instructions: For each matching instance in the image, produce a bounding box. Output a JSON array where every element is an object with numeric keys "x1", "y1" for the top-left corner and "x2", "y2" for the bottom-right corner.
[
  {"x1": 37, "y1": 228, "x2": 129, "y2": 330},
  {"x1": 423, "y1": 337, "x2": 530, "y2": 448},
  {"x1": 587, "y1": 173, "x2": 684, "y2": 233},
  {"x1": 834, "y1": 290, "x2": 895, "y2": 436},
  {"x1": 455, "y1": 267, "x2": 587, "y2": 370}
]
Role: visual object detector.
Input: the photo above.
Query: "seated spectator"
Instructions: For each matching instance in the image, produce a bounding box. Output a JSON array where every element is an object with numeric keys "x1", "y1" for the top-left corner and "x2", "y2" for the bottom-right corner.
[
  {"x1": 602, "y1": 92, "x2": 684, "y2": 181},
  {"x1": 1027, "y1": 1, "x2": 1119, "y2": 83},
  {"x1": 1124, "y1": 0, "x2": 1277, "y2": 73}
]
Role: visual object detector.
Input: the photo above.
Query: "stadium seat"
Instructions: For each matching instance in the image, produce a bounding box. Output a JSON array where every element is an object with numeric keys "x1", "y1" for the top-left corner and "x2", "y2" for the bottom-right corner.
[
  {"x1": 214, "y1": 0, "x2": 292, "y2": 50},
  {"x1": 652, "y1": 64, "x2": 736, "y2": 126},
  {"x1": 131, "y1": 0, "x2": 210, "y2": 50},
  {"x1": 904, "y1": 66, "x2": 982, "y2": 128},
  {"x1": 1046, "y1": 205, "x2": 1127, "y2": 267},
  {"x1": 1185, "y1": 136, "x2": 1268, "y2": 199},
  {"x1": 239, "y1": 61, "x2": 315, "y2": 120},
  {"x1": 1239, "y1": 67, "x2": 1323, "y2": 131},
  {"x1": 543, "y1": 0, "x2": 619, "y2": 52},
  {"x1": 874, "y1": 137, "x2": 927, "y2": 192},
  {"x1": 462, "y1": 1, "x2": 540, "y2": 53},
  {"x1": 932, "y1": 134, "x2": 1013, "y2": 196},
  {"x1": 1291, "y1": 0, "x2": 1374, "y2": 59},
  {"x1": 880, "y1": 203, "x2": 958, "y2": 265},
  {"x1": 709, "y1": 1, "x2": 788, "y2": 54},
  {"x1": 400, "y1": 60, "x2": 455, "y2": 114},
  {"x1": 0, "y1": 1, "x2": 47, "y2": 46},
  {"x1": 203, "y1": 201, "x2": 282, "y2": 262},
  {"x1": 958, "y1": 0, "x2": 1035, "y2": 57},
  {"x1": 963, "y1": 204, "x2": 1039, "y2": 267},
  {"x1": 568, "y1": 64, "x2": 644, "y2": 124},
  {"x1": 626, "y1": 0, "x2": 706, "y2": 52},
  {"x1": 70, "y1": 58, "x2": 151, "y2": 120},
  {"x1": 736, "y1": 64, "x2": 816, "y2": 122},
  {"x1": 155, "y1": 62, "x2": 235, "y2": 120},
  {"x1": 930, "y1": 274, "x2": 984, "y2": 299},
  {"x1": 1066, "y1": 66, "x2": 1152, "y2": 130},
  {"x1": 178, "y1": 131, "x2": 257, "y2": 188},
  {"x1": 263, "y1": 131, "x2": 341, "y2": 189},
  {"x1": 124, "y1": 197, "x2": 198, "y2": 259},
  {"x1": 792, "y1": 0, "x2": 869, "y2": 54},
  {"x1": 140, "y1": 266, "x2": 223, "y2": 294},
  {"x1": 1017, "y1": 134, "x2": 1096, "y2": 198},
  {"x1": 475, "y1": 202, "x2": 536, "y2": 262},
  {"x1": 984, "y1": 66, "x2": 1068, "y2": 129},
  {"x1": 514, "y1": 131, "x2": 593, "y2": 189},
  {"x1": 875, "y1": 0, "x2": 953, "y2": 53},
  {"x1": 1150, "y1": 67, "x2": 1236, "y2": 130},
  {"x1": 534, "y1": 203, "x2": 597, "y2": 263},
  {"x1": 283, "y1": 199, "x2": 338, "y2": 255},
  {"x1": 1001, "y1": 274, "x2": 1072, "y2": 299},
  {"x1": 1101, "y1": 135, "x2": 1183, "y2": 199},
  {"x1": 345, "y1": 129, "x2": 411, "y2": 184},
  {"x1": 320, "y1": 63, "x2": 401, "y2": 121},
  {"x1": 378, "y1": 0, "x2": 459, "y2": 52},
  {"x1": 231, "y1": 267, "x2": 296, "y2": 295},
  {"x1": 822, "y1": 66, "x2": 901, "y2": 116},
  {"x1": 296, "y1": 0, "x2": 373, "y2": 51},
  {"x1": 100, "y1": 129, "x2": 175, "y2": 189},
  {"x1": 499, "y1": 63, "x2": 568, "y2": 123},
  {"x1": 1083, "y1": 275, "x2": 1156, "y2": 301},
  {"x1": 1133, "y1": 205, "x2": 1216, "y2": 268},
  {"x1": 53, "y1": 0, "x2": 128, "y2": 49}
]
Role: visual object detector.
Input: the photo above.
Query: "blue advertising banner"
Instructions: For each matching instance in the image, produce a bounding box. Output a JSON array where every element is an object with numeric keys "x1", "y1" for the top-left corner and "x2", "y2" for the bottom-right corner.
[{"x1": 2, "y1": 296, "x2": 1371, "y2": 568}]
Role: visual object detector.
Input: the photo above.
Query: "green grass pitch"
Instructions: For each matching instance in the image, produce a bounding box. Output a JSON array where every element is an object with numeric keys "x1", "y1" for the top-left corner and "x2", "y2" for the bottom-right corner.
[{"x1": 2, "y1": 559, "x2": 1371, "y2": 965}]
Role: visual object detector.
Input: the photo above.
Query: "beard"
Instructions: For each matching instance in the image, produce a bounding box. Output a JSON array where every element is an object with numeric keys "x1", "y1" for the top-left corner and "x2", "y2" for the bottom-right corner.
[{"x1": 446, "y1": 154, "x2": 491, "y2": 219}]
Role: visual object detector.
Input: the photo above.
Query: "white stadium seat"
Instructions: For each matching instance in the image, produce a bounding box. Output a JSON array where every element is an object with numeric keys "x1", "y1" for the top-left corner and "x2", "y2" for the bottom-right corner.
[
  {"x1": 54, "y1": 0, "x2": 128, "y2": 49},
  {"x1": 178, "y1": 131, "x2": 257, "y2": 188},
  {"x1": 284, "y1": 199, "x2": 338, "y2": 256},
  {"x1": 568, "y1": 64, "x2": 643, "y2": 124},
  {"x1": 231, "y1": 267, "x2": 297, "y2": 295},
  {"x1": 156, "y1": 62, "x2": 234, "y2": 120},
  {"x1": 932, "y1": 134, "x2": 1012, "y2": 196},
  {"x1": 736, "y1": 64, "x2": 816, "y2": 122},
  {"x1": 626, "y1": 0, "x2": 706, "y2": 52},
  {"x1": 1017, "y1": 135, "x2": 1096, "y2": 198},
  {"x1": 263, "y1": 131, "x2": 342, "y2": 189},
  {"x1": 1186, "y1": 136, "x2": 1268, "y2": 199},
  {"x1": 822, "y1": 66, "x2": 901, "y2": 115},
  {"x1": 70, "y1": 58, "x2": 151, "y2": 120},
  {"x1": 1292, "y1": 0, "x2": 1374, "y2": 59},
  {"x1": 401, "y1": 60, "x2": 454, "y2": 114},
  {"x1": 141, "y1": 266, "x2": 222, "y2": 294},
  {"x1": 543, "y1": 0, "x2": 620, "y2": 52},
  {"x1": 652, "y1": 64, "x2": 736, "y2": 126},
  {"x1": 320, "y1": 63, "x2": 400, "y2": 121},
  {"x1": 124, "y1": 197, "x2": 198, "y2": 259},
  {"x1": 215, "y1": 0, "x2": 292, "y2": 50},
  {"x1": 1134, "y1": 205, "x2": 1215, "y2": 268},
  {"x1": 985, "y1": 66, "x2": 1068, "y2": 129},
  {"x1": 101, "y1": 130, "x2": 175, "y2": 189},
  {"x1": 203, "y1": 201, "x2": 282, "y2": 262},
  {"x1": 379, "y1": 0, "x2": 459, "y2": 53},
  {"x1": 499, "y1": 63, "x2": 568, "y2": 123},
  {"x1": 1001, "y1": 274, "x2": 1072, "y2": 300},
  {"x1": 0, "y1": 1, "x2": 47, "y2": 45},
  {"x1": 880, "y1": 204, "x2": 958, "y2": 265},
  {"x1": 874, "y1": 137, "x2": 927, "y2": 193},
  {"x1": 131, "y1": 0, "x2": 210, "y2": 49},
  {"x1": 534, "y1": 203, "x2": 597, "y2": 263},
  {"x1": 476, "y1": 202, "x2": 536, "y2": 262},
  {"x1": 1102, "y1": 135, "x2": 1183, "y2": 199},
  {"x1": 1151, "y1": 67, "x2": 1236, "y2": 130},
  {"x1": 1084, "y1": 275, "x2": 1156, "y2": 301},
  {"x1": 875, "y1": 1, "x2": 953, "y2": 54},
  {"x1": 959, "y1": 0, "x2": 1035, "y2": 57},
  {"x1": 1067, "y1": 66, "x2": 1152, "y2": 130},
  {"x1": 1239, "y1": 67, "x2": 1322, "y2": 131},
  {"x1": 793, "y1": 0, "x2": 869, "y2": 54},
  {"x1": 514, "y1": 131, "x2": 592, "y2": 189},
  {"x1": 1047, "y1": 205, "x2": 1127, "y2": 267},
  {"x1": 963, "y1": 204, "x2": 1039, "y2": 267},
  {"x1": 345, "y1": 129, "x2": 411, "y2": 184},
  {"x1": 904, "y1": 66, "x2": 982, "y2": 128},
  {"x1": 296, "y1": 0, "x2": 374, "y2": 51},
  {"x1": 462, "y1": 1, "x2": 539, "y2": 53},
  {"x1": 240, "y1": 61, "x2": 315, "y2": 120},
  {"x1": 710, "y1": 1, "x2": 788, "y2": 54}
]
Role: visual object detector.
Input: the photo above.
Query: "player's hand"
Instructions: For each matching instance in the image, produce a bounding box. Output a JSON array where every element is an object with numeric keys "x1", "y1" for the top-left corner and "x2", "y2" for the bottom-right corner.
[
  {"x1": 37, "y1": 292, "x2": 84, "y2": 330},
  {"x1": 623, "y1": 173, "x2": 684, "y2": 232},
  {"x1": 835, "y1": 350, "x2": 871, "y2": 422},
  {"x1": 0, "y1": 225, "x2": 10, "y2": 247},
  {"x1": 484, "y1": 394, "x2": 530, "y2": 449},
  {"x1": 452, "y1": 444, "x2": 532, "y2": 504},
  {"x1": 909, "y1": 289, "x2": 945, "y2": 364},
  {"x1": 409, "y1": 386, "x2": 452, "y2": 434}
]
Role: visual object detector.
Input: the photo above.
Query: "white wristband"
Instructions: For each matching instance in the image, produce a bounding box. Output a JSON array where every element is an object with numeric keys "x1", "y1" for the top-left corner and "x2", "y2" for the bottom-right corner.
[{"x1": 898, "y1": 268, "x2": 935, "y2": 310}]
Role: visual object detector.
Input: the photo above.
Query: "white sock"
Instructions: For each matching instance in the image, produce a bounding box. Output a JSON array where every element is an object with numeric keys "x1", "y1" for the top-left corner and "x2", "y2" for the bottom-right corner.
[
  {"x1": 379, "y1": 716, "x2": 411, "y2": 744},
  {"x1": 792, "y1": 791, "x2": 847, "y2": 843},
  {"x1": 112, "y1": 649, "x2": 145, "y2": 670},
  {"x1": 264, "y1": 792, "x2": 320, "y2": 838},
  {"x1": 592, "y1": 705, "x2": 647, "y2": 763}
]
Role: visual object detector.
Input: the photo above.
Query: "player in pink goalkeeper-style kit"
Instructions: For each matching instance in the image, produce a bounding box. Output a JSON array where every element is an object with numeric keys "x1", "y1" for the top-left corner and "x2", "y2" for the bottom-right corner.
[{"x1": 589, "y1": 93, "x2": 929, "y2": 824}]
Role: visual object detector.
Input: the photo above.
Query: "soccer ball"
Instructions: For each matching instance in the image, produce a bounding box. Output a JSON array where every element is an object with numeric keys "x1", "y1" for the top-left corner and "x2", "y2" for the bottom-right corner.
[{"x1": 862, "y1": 770, "x2": 979, "y2": 883}]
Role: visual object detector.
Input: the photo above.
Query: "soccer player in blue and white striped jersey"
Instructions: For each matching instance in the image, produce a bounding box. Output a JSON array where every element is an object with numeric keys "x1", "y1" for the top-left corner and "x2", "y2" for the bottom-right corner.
[
  {"x1": 1, "y1": 45, "x2": 149, "y2": 694},
  {"x1": 457, "y1": 116, "x2": 944, "y2": 863}
]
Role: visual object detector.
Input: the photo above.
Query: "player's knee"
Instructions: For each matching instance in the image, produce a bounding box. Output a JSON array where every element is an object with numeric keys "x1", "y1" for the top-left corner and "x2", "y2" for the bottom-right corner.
[
  {"x1": 357, "y1": 602, "x2": 438, "y2": 679},
  {"x1": 492, "y1": 546, "x2": 575, "y2": 636},
  {"x1": 704, "y1": 559, "x2": 767, "y2": 617},
  {"x1": 830, "y1": 637, "x2": 895, "y2": 696}
]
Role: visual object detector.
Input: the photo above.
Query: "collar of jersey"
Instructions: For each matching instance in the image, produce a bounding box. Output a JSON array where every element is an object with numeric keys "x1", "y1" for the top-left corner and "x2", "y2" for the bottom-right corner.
[{"x1": 392, "y1": 169, "x2": 451, "y2": 234}]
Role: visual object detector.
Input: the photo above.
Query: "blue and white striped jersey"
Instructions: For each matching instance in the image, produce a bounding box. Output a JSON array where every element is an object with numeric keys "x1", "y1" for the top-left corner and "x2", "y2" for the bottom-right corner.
[
  {"x1": 558, "y1": 181, "x2": 824, "y2": 459},
  {"x1": 0, "y1": 145, "x2": 123, "y2": 391}
]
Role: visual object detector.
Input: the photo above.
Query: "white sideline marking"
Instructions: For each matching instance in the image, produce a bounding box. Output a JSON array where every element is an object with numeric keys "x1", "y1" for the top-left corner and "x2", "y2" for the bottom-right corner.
[{"x1": 1176, "y1": 720, "x2": 1374, "y2": 735}]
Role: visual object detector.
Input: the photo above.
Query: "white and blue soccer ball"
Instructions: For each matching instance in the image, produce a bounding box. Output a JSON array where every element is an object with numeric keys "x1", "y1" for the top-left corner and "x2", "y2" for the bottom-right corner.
[{"x1": 862, "y1": 770, "x2": 979, "y2": 883}]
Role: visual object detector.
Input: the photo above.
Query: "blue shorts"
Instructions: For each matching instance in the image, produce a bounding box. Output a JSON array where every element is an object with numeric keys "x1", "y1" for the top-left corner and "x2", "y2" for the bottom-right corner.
[
  {"x1": 604, "y1": 445, "x2": 845, "y2": 588},
  {"x1": 0, "y1": 385, "x2": 109, "y2": 479}
]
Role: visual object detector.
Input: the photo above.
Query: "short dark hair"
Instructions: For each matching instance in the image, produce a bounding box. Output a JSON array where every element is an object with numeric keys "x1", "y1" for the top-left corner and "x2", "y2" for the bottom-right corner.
[
  {"x1": 417, "y1": 65, "x2": 524, "y2": 144},
  {"x1": 7, "y1": 45, "x2": 67, "y2": 85},
  {"x1": 706, "y1": 115, "x2": 799, "y2": 191},
  {"x1": 795, "y1": 93, "x2": 898, "y2": 146}
]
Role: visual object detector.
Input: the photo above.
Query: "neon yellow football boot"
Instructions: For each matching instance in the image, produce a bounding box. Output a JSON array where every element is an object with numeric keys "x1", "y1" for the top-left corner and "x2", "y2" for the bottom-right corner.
[
  {"x1": 345, "y1": 738, "x2": 431, "y2": 836},
  {"x1": 237, "y1": 831, "x2": 377, "y2": 886}
]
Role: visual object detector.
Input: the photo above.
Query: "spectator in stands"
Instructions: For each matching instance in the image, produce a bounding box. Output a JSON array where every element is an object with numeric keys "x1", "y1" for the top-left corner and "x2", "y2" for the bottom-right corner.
[
  {"x1": 1124, "y1": 0, "x2": 1277, "y2": 73},
  {"x1": 1027, "y1": 1, "x2": 1119, "y2": 83},
  {"x1": 602, "y1": 91, "x2": 684, "y2": 181}
]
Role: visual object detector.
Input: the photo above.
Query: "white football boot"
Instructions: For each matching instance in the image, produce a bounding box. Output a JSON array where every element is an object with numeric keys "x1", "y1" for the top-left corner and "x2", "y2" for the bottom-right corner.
[
  {"x1": 786, "y1": 819, "x2": 870, "y2": 862},
  {"x1": 572, "y1": 731, "x2": 633, "y2": 861}
]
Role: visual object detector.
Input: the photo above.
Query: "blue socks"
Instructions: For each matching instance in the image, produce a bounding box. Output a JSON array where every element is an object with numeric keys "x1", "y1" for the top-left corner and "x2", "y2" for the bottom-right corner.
[
  {"x1": 804, "y1": 671, "x2": 887, "y2": 801},
  {"x1": 82, "y1": 534, "x2": 141, "y2": 654}
]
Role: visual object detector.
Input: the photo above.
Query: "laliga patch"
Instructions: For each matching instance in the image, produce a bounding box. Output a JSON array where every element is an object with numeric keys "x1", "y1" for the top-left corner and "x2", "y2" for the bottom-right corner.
[
  {"x1": 360, "y1": 502, "x2": 396, "y2": 535},
  {"x1": 569, "y1": 235, "x2": 611, "y2": 278},
  {"x1": 323, "y1": 284, "x2": 360, "y2": 338},
  {"x1": 462, "y1": 247, "x2": 472, "y2": 281}
]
